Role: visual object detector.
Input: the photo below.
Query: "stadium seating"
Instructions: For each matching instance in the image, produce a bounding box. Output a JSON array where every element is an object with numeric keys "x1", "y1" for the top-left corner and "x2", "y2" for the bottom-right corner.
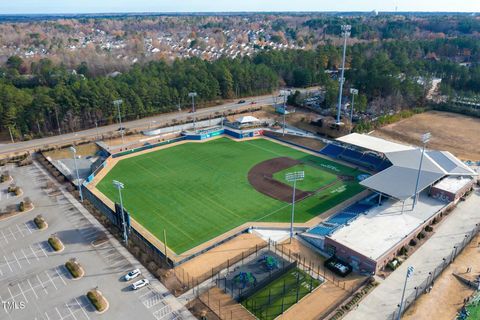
[
  {"x1": 319, "y1": 144, "x2": 345, "y2": 158},
  {"x1": 308, "y1": 224, "x2": 338, "y2": 236}
]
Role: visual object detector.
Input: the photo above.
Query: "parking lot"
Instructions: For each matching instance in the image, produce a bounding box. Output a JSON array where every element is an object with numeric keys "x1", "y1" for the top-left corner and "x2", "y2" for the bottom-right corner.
[{"x1": 0, "y1": 162, "x2": 192, "y2": 320}]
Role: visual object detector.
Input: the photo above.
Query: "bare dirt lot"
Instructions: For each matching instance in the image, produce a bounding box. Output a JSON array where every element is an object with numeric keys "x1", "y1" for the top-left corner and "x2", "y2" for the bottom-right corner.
[{"x1": 372, "y1": 111, "x2": 480, "y2": 161}]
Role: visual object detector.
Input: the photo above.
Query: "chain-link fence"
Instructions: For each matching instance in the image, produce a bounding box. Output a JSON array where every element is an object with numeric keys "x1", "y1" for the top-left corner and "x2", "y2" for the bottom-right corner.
[{"x1": 390, "y1": 223, "x2": 480, "y2": 320}]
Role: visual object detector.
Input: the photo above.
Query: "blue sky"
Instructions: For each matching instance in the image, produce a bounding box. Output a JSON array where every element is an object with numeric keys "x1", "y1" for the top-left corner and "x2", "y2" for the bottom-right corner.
[{"x1": 0, "y1": 0, "x2": 479, "y2": 14}]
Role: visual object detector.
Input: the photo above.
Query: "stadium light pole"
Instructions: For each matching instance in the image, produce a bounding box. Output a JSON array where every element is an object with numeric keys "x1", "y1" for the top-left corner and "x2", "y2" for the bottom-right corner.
[
  {"x1": 286, "y1": 171, "x2": 305, "y2": 242},
  {"x1": 398, "y1": 266, "x2": 415, "y2": 320},
  {"x1": 70, "y1": 146, "x2": 83, "y2": 203},
  {"x1": 113, "y1": 180, "x2": 128, "y2": 244},
  {"x1": 413, "y1": 132, "x2": 431, "y2": 210},
  {"x1": 280, "y1": 90, "x2": 288, "y2": 136},
  {"x1": 336, "y1": 25, "x2": 351, "y2": 125},
  {"x1": 113, "y1": 99, "x2": 124, "y2": 146},
  {"x1": 188, "y1": 92, "x2": 197, "y2": 131},
  {"x1": 349, "y1": 88, "x2": 358, "y2": 133}
]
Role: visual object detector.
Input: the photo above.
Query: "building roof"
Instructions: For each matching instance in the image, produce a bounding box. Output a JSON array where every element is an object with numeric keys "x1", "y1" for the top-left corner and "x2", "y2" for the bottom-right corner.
[
  {"x1": 328, "y1": 193, "x2": 446, "y2": 260},
  {"x1": 336, "y1": 133, "x2": 414, "y2": 154},
  {"x1": 235, "y1": 116, "x2": 259, "y2": 124},
  {"x1": 433, "y1": 176, "x2": 474, "y2": 194},
  {"x1": 337, "y1": 134, "x2": 476, "y2": 200}
]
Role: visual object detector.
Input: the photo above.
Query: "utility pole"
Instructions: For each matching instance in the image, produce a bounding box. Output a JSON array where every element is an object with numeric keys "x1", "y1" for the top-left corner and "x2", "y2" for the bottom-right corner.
[
  {"x1": 7, "y1": 125, "x2": 14, "y2": 143},
  {"x1": 336, "y1": 25, "x2": 351, "y2": 125},
  {"x1": 113, "y1": 99, "x2": 124, "y2": 146},
  {"x1": 349, "y1": 88, "x2": 358, "y2": 133},
  {"x1": 54, "y1": 107, "x2": 61, "y2": 135},
  {"x1": 413, "y1": 133, "x2": 431, "y2": 209},
  {"x1": 280, "y1": 90, "x2": 288, "y2": 136},
  {"x1": 286, "y1": 171, "x2": 305, "y2": 242},
  {"x1": 188, "y1": 92, "x2": 197, "y2": 131},
  {"x1": 94, "y1": 121, "x2": 99, "y2": 140}
]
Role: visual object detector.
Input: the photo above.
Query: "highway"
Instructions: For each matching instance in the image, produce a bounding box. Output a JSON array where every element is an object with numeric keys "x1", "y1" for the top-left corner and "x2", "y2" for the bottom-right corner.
[{"x1": 0, "y1": 87, "x2": 318, "y2": 156}]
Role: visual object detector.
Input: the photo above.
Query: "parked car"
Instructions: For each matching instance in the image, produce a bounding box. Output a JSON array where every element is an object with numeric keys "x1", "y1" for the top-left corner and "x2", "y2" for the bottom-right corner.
[
  {"x1": 124, "y1": 269, "x2": 141, "y2": 281},
  {"x1": 117, "y1": 126, "x2": 127, "y2": 132},
  {"x1": 250, "y1": 101, "x2": 257, "y2": 105},
  {"x1": 238, "y1": 100, "x2": 246, "y2": 104},
  {"x1": 131, "y1": 278, "x2": 149, "y2": 290}
]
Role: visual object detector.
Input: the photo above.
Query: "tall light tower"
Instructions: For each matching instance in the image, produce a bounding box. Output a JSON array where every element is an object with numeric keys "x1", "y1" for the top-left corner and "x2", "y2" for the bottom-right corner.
[
  {"x1": 280, "y1": 90, "x2": 288, "y2": 136},
  {"x1": 113, "y1": 180, "x2": 128, "y2": 244},
  {"x1": 70, "y1": 146, "x2": 83, "y2": 202},
  {"x1": 349, "y1": 88, "x2": 359, "y2": 133},
  {"x1": 397, "y1": 266, "x2": 415, "y2": 320},
  {"x1": 336, "y1": 25, "x2": 351, "y2": 125},
  {"x1": 286, "y1": 171, "x2": 305, "y2": 242},
  {"x1": 188, "y1": 92, "x2": 197, "y2": 131},
  {"x1": 413, "y1": 132, "x2": 431, "y2": 209},
  {"x1": 113, "y1": 99, "x2": 124, "y2": 146}
]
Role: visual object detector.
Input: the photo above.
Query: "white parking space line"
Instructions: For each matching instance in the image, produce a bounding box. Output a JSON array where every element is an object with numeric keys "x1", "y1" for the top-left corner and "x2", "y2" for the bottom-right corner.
[
  {"x1": 30, "y1": 245, "x2": 40, "y2": 261},
  {"x1": 65, "y1": 303, "x2": 78, "y2": 320},
  {"x1": 0, "y1": 230, "x2": 8, "y2": 244},
  {"x1": 9, "y1": 227, "x2": 16, "y2": 240},
  {"x1": 55, "y1": 267, "x2": 67, "y2": 286},
  {"x1": 7, "y1": 286, "x2": 15, "y2": 301},
  {"x1": 36, "y1": 274, "x2": 48, "y2": 295},
  {"x1": 25, "y1": 222, "x2": 33, "y2": 234},
  {"x1": 16, "y1": 224, "x2": 25, "y2": 237},
  {"x1": 4, "y1": 255, "x2": 13, "y2": 272},
  {"x1": 27, "y1": 279, "x2": 39, "y2": 299},
  {"x1": 55, "y1": 307, "x2": 63, "y2": 319},
  {"x1": 44, "y1": 271, "x2": 58, "y2": 290},
  {"x1": 12, "y1": 252, "x2": 22, "y2": 269},
  {"x1": 44, "y1": 312, "x2": 51, "y2": 320},
  {"x1": 21, "y1": 249, "x2": 31, "y2": 265},
  {"x1": 18, "y1": 283, "x2": 29, "y2": 303},
  {"x1": 38, "y1": 242, "x2": 48, "y2": 257},
  {"x1": 74, "y1": 297, "x2": 90, "y2": 320}
]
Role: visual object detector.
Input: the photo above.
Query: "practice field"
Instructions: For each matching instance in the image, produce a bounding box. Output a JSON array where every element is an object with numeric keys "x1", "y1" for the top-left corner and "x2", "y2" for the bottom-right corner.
[
  {"x1": 242, "y1": 268, "x2": 322, "y2": 320},
  {"x1": 96, "y1": 137, "x2": 364, "y2": 254}
]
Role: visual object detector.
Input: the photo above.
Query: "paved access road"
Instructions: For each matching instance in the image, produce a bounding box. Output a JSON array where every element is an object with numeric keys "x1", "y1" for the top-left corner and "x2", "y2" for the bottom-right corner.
[
  {"x1": 0, "y1": 87, "x2": 319, "y2": 156},
  {"x1": 344, "y1": 189, "x2": 480, "y2": 320}
]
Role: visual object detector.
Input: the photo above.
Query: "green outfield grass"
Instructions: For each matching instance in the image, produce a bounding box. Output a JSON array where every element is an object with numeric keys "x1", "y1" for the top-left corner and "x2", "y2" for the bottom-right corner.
[
  {"x1": 97, "y1": 137, "x2": 365, "y2": 254},
  {"x1": 466, "y1": 301, "x2": 480, "y2": 319},
  {"x1": 273, "y1": 164, "x2": 338, "y2": 192},
  {"x1": 242, "y1": 268, "x2": 322, "y2": 320}
]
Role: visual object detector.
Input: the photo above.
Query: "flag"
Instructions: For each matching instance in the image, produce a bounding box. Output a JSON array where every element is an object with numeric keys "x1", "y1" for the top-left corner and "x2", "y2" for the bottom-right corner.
[{"x1": 407, "y1": 266, "x2": 415, "y2": 278}]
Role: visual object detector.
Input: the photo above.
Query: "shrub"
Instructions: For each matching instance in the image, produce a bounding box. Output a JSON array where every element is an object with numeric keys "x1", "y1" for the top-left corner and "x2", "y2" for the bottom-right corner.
[
  {"x1": 409, "y1": 239, "x2": 417, "y2": 246},
  {"x1": 398, "y1": 246, "x2": 408, "y2": 256},
  {"x1": 48, "y1": 235, "x2": 64, "y2": 251},
  {"x1": 34, "y1": 215, "x2": 47, "y2": 229},
  {"x1": 0, "y1": 172, "x2": 11, "y2": 183},
  {"x1": 65, "y1": 258, "x2": 84, "y2": 278},
  {"x1": 425, "y1": 225, "x2": 433, "y2": 232},
  {"x1": 417, "y1": 232, "x2": 426, "y2": 240},
  {"x1": 87, "y1": 289, "x2": 108, "y2": 312}
]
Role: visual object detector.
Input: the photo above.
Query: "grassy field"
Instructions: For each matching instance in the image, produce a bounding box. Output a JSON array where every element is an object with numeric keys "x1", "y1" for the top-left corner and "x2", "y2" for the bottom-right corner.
[
  {"x1": 466, "y1": 300, "x2": 480, "y2": 319},
  {"x1": 97, "y1": 137, "x2": 364, "y2": 254},
  {"x1": 242, "y1": 268, "x2": 322, "y2": 320}
]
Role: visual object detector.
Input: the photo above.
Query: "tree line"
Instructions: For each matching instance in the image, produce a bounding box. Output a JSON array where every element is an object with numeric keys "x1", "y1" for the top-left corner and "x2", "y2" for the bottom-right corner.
[{"x1": 1, "y1": 37, "x2": 479, "y2": 139}]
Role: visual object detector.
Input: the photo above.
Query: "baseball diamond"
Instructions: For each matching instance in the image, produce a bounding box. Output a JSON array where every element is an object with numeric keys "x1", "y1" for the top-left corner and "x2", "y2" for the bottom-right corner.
[{"x1": 95, "y1": 137, "x2": 365, "y2": 254}]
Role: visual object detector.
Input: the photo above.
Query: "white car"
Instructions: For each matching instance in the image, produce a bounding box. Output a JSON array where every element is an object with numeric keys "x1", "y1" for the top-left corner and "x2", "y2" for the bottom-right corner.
[
  {"x1": 124, "y1": 269, "x2": 141, "y2": 281},
  {"x1": 131, "y1": 279, "x2": 149, "y2": 290}
]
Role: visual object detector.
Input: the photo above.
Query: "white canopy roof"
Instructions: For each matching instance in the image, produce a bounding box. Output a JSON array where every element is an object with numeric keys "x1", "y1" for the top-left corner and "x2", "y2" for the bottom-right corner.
[
  {"x1": 338, "y1": 134, "x2": 477, "y2": 201},
  {"x1": 235, "y1": 116, "x2": 260, "y2": 124},
  {"x1": 336, "y1": 133, "x2": 414, "y2": 154}
]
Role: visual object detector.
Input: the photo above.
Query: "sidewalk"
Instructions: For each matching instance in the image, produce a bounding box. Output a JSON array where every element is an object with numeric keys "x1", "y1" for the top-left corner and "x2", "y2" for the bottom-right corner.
[{"x1": 344, "y1": 189, "x2": 480, "y2": 320}]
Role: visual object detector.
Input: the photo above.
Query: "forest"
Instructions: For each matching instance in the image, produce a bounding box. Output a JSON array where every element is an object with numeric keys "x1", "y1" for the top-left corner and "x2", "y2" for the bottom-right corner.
[{"x1": 0, "y1": 36, "x2": 479, "y2": 139}]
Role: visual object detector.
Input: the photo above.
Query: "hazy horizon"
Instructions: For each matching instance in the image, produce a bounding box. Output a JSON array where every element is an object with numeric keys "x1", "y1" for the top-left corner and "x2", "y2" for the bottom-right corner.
[{"x1": 1, "y1": 1, "x2": 479, "y2": 15}]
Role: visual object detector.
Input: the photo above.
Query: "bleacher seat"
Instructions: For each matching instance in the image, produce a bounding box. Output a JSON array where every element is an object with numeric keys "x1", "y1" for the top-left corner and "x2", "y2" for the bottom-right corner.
[{"x1": 319, "y1": 144, "x2": 345, "y2": 158}]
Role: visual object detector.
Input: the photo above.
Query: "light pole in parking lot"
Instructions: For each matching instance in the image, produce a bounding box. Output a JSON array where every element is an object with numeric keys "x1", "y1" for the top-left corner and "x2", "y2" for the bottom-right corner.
[
  {"x1": 280, "y1": 90, "x2": 288, "y2": 136},
  {"x1": 113, "y1": 180, "x2": 128, "y2": 244},
  {"x1": 113, "y1": 99, "x2": 124, "y2": 146},
  {"x1": 349, "y1": 88, "x2": 358, "y2": 133},
  {"x1": 286, "y1": 171, "x2": 304, "y2": 242},
  {"x1": 188, "y1": 92, "x2": 197, "y2": 131},
  {"x1": 70, "y1": 146, "x2": 83, "y2": 202}
]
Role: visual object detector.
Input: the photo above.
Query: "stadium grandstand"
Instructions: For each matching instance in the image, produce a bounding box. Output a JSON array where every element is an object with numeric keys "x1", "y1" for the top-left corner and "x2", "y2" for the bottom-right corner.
[{"x1": 301, "y1": 133, "x2": 478, "y2": 275}]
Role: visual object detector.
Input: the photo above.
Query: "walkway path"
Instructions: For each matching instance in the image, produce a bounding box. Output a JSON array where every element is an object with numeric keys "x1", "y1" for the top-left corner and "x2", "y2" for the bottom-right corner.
[{"x1": 344, "y1": 188, "x2": 480, "y2": 320}]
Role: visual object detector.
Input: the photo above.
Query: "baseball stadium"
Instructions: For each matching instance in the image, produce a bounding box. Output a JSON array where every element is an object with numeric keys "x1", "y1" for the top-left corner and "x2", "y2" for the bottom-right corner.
[{"x1": 85, "y1": 129, "x2": 367, "y2": 263}]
